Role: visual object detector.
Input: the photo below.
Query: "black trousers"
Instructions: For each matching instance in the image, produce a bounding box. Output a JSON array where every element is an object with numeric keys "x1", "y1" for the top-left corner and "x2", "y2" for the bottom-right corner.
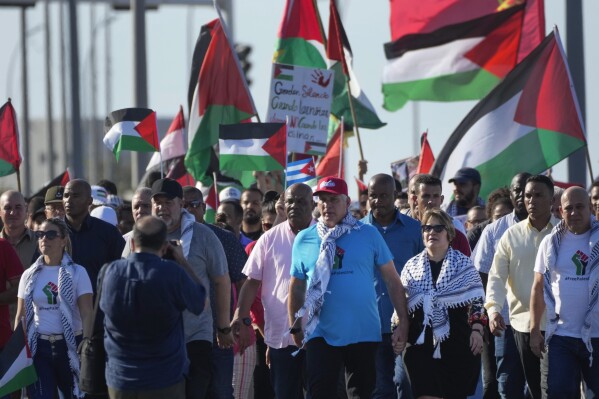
[
  {"x1": 305, "y1": 337, "x2": 377, "y2": 399},
  {"x1": 513, "y1": 330, "x2": 548, "y2": 399},
  {"x1": 482, "y1": 325, "x2": 500, "y2": 399}
]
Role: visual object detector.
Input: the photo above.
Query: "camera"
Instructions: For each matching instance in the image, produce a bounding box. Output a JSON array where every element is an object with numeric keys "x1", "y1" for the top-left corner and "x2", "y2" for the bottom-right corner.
[{"x1": 163, "y1": 240, "x2": 179, "y2": 260}]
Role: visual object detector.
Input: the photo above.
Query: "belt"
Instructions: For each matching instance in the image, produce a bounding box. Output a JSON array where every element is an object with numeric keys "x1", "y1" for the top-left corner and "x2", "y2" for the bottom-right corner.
[{"x1": 38, "y1": 332, "x2": 83, "y2": 342}]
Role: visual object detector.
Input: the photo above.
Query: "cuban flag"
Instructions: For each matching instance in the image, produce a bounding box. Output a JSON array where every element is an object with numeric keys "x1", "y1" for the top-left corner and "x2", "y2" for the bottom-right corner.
[{"x1": 286, "y1": 158, "x2": 316, "y2": 185}]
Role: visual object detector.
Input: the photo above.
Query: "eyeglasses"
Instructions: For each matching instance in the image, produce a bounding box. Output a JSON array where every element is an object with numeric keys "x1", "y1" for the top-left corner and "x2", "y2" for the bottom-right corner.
[
  {"x1": 35, "y1": 230, "x2": 63, "y2": 240},
  {"x1": 421, "y1": 224, "x2": 446, "y2": 233},
  {"x1": 184, "y1": 200, "x2": 203, "y2": 209}
]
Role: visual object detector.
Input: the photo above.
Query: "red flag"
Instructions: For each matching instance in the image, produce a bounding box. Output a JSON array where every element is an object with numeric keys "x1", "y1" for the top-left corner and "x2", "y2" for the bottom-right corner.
[
  {"x1": 355, "y1": 177, "x2": 368, "y2": 192},
  {"x1": 327, "y1": 0, "x2": 350, "y2": 76},
  {"x1": 416, "y1": 132, "x2": 435, "y2": 173},
  {"x1": 316, "y1": 124, "x2": 344, "y2": 179},
  {"x1": 0, "y1": 99, "x2": 22, "y2": 177}
]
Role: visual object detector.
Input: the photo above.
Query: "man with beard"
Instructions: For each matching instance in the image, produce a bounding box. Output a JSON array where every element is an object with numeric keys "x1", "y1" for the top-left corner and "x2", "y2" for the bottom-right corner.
[
  {"x1": 240, "y1": 188, "x2": 263, "y2": 241},
  {"x1": 363, "y1": 174, "x2": 423, "y2": 399},
  {"x1": 445, "y1": 167, "x2": 485, "y2": 222},
  {"x1": 472, "y1": 172, "x2": 531, "y2": 399}
]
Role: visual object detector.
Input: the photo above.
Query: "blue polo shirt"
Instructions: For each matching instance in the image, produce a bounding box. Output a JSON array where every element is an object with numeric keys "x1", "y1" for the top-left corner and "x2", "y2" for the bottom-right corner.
[
  {"x1": 362, "y1": 210, "x2": 424, "y2": 333},
  {"x1": 291, "y1": 222, "x2": 392, "y2": 346}
]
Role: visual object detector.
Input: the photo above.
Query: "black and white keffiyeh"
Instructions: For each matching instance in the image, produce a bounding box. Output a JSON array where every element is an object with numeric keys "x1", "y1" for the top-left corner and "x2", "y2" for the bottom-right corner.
[
  {"x1": 294, "y1": 212, "x2": 360, "y2": 345},
  {"x1": 24, "y1": 253, "x2": 84, "y2": 398},
  {"x1": 401, "y1": 247, "x2": 484, "y2": 358},
  {"x1": 541, "y1": 218, "x2": 599, "y2": 366}
]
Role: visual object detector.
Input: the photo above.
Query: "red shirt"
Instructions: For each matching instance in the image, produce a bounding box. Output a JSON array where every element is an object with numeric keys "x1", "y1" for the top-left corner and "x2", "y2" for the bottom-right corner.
[{"x1": 0, "y1": 238, "x2": 24, "y2": 348}]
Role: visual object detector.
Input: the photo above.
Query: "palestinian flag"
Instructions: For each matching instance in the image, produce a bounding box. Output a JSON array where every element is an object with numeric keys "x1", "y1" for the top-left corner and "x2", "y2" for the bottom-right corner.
[
  {"x1": 274, "y1": 0, "x2": 326, "y2": 69},
  {"x1": 185, "y1": 18, "x2": 257, "y2": 186},
  {"x1": 103, "y1": 108, "x2": 159, "y2": 160},
  {"x1": 431, "y1": 29, "x2": 587, "y2": 200},
  {"x1": 0, "y1": 99, "x2": 22, "y2": 177},
  {"x1": 389, "y1": 0, "x2": 545, "y2": 63},
  {"x1": 0, "y1": 321, "x2": 37, "y2": 396},
  {"x1": 219, "y1": 123, "x2": 286, "y2": 171},
  {"x1": 327, "y1": 0, "x2": 385, "y2": 129},
  {"x1": 382, "y1": 5, "x2": 526, "y2": 111}
]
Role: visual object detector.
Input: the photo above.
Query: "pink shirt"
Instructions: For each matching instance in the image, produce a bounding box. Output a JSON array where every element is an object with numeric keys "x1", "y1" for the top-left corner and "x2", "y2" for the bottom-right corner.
[{"x1": 243, "y1": 220, "x2": 313, "y2": 348}]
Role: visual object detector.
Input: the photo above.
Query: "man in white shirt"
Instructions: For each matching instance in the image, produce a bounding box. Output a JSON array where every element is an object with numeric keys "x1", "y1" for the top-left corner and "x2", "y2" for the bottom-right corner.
[{"x1": 530, "y1": 186, "x2": 599, "y2": 398}]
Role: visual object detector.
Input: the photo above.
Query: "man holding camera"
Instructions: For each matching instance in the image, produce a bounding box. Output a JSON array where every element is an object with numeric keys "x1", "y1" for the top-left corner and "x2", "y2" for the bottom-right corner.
[{"x1": 101, "y1": 216, "x2": 207, "y2": 398}]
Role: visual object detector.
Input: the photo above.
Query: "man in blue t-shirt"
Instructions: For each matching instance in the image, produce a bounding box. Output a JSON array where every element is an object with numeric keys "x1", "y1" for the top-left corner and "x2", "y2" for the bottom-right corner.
[
  {"x1": 288, "y1": 176, "x2": 409, "y2": 399},
  {"x1": 100, "y1": 216, "x2": 206, "y2": 398}
]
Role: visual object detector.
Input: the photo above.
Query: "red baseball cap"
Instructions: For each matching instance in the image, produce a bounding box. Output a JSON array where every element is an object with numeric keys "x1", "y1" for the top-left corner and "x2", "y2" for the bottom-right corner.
[{"x1": 314, "y1": 177, "x2": 348, "y2": 196}]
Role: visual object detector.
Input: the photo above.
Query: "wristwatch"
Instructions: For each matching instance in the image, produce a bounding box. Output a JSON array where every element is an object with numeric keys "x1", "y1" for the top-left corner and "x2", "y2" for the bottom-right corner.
[
  {"x1": 241, "y1": 317, "x2": 252, "y2": 327},
  {"x1": 217, "y1": 326, "x2": 232, "y2": 334}
]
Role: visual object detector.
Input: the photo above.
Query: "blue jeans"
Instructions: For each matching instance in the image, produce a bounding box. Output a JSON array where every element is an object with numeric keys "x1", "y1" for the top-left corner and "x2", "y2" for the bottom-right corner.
[
  {"x1": 29, "y1": 336, "x2": 81, "y2": 399},
  {"x1": 547, "y1": 335, "x2": 599, "y2": 399},
  {"x1": 268, "y1": 345, "x2": 305, "y2": 399},
  {"x1": 495, "y1": 326, "x2": 528, "y2": 399},
  {"x1": 209, "y1": 345, "x2": 234, "y2": 399}
]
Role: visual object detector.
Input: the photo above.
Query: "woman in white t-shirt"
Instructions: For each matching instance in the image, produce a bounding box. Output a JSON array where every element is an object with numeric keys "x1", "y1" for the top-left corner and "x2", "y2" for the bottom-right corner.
[{"x1": 15, "y1": 217, "x2": 93, "y2": 399}]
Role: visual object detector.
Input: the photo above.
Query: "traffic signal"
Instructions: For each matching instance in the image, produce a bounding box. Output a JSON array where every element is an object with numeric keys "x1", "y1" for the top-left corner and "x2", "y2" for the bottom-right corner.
[{"x1": 235, "y1": 43, "x2": 252, "y2": 86}]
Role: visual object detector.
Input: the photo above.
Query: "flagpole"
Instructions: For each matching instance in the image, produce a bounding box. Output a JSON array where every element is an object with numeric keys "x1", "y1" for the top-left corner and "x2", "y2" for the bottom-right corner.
[
  {"x1": 159, "y1": 150, "x2": 164, "y2": 178},
  {"x1": 584, "y1": 146, "x2": 594, "y2": 182},
  {"x1": 16, "y1": 169, "x2": 22, "y2": 192},
  {"x1": 212, "y1": 172, "x2": 219, "y2": 210},
  {"x1": 213, "y1": 0, "x2": 260, "y2": 121},
  {"x1": 338, "y1": 117, "x2": 344, "y2": 178},
  {"x1": 329, "y1": 1, "x2": 365, "y2": 175}
]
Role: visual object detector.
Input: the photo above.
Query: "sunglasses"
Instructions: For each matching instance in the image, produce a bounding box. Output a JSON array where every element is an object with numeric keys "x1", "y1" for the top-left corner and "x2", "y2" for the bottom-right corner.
[
  {"x1": 35, "y1": 230, "x2": 63, "y2": 240},
  {"x1": 184, "y1": 200, "x2": 203, "y2": 209},
  {"x1": 421, "y1": 224, "x2": 446, "y2": 233}
]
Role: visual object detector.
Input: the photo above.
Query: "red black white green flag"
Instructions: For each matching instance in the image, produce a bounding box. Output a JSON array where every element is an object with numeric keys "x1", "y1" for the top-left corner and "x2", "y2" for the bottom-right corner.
[
  {"x1": 219, "y1": 123, "x2": 287, "y2": 172},
  {"x1": 383, "y1": 4, "x2": 529, "y2": 111},
  {"x1": 0, "y1": 99, "x2": 22, "y2": 177},
  {"x1": 431, "y1": 29, "x2": 586, "y2": 200},
  {"x1": 0, "y1": 321, "x2": 37, "y2": 396},
  {"x1": 185, "y1": 18, "x2": 257, "y2": 186},
  {"x1": 103, "y1": 108, "x2": 159, "y2": 160}
]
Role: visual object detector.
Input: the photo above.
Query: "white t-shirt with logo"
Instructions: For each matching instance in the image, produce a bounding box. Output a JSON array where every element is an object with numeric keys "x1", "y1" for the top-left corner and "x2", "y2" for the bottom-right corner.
[
  {"x1": 17, "y1": 265, "x2": 93, "y2": 335},
  {"x1": 535, "y1": 230, "x2": 599, "y2": 338}
]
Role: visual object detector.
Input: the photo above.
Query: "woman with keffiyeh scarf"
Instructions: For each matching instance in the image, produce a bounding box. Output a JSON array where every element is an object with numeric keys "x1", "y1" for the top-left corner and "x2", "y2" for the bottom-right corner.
[
  {"x1": 15, "y1": 218, "x2": 93, "y2": 399},
  {"x1": 392, "y1": 209, "x2": 487, "y2": 399}
]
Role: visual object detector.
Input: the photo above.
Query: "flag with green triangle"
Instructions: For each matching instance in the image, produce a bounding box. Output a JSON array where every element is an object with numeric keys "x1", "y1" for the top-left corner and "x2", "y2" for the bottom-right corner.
[
  {"x1": 185, "y1": 18, "x2": 257, "y2": 186},
  {"x1": 103, "y1": 108, "x2": 159, "y2": 160},
  {"x1": 0, "y1": 99, "x2": 22, "y2": 177},
  {"x1": 431, "y1": 29, "x2": 587, "y2": 200},
  {"x1": 219, "y1": 123, "x2": 287, "y2": 171}
]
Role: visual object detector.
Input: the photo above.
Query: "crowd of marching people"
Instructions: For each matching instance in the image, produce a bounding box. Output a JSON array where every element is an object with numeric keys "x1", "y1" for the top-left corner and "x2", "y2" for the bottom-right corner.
[{"x1": 0, "y1": 166, "x2": 598, "y2": 399}]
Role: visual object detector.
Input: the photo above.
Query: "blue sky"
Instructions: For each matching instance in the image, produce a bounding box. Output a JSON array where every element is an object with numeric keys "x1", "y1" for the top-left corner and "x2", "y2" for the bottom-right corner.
[{"x1": 0, "y1": 0, "x2": 597, "y2": 197}]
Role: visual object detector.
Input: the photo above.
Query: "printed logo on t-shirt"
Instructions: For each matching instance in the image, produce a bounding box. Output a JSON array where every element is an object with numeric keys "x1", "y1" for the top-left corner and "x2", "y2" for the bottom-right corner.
[
  {"x1": 42, "y1": 282, "x2": 58, "y2": 304},
  {"x1": 571, "y1": 250, "x2": 589, "y2": 276},
  {"x1": 333, "y1": 246, "x2": 345, "y2": 270}
]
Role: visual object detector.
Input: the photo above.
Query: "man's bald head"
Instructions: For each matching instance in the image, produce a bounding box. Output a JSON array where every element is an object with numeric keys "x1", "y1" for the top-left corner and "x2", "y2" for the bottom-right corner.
[
  {"x1": 369, "y1": 174, "x2": 396, "y2": 192},
  {"x1": 284, "y1": 183, "x2": 314, "y2": 230},
  {"x1": 560, "y1": 186, "x2": 591, "y2": 234},
  {"x1": 66, "y1": 179, "x2": 92, "y2": 196},
  {"x1": 0, "y1": 190, "x2": 27, "y2": 231},
  {"x1": 0, "y1": 190, "x2": 25, "y2": 206},
  {"x1": 133, "y1": 216, "x2": 167, "y2": 252}
]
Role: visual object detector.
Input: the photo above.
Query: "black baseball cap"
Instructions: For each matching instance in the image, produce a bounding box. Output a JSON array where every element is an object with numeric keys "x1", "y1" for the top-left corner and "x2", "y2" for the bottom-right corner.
[
  {"x1": 151, "y1": 178, "x2": 183, "y2": 199},
  {"x1": 448, "y1": 168, "x2": 481, "y2": 185}
]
